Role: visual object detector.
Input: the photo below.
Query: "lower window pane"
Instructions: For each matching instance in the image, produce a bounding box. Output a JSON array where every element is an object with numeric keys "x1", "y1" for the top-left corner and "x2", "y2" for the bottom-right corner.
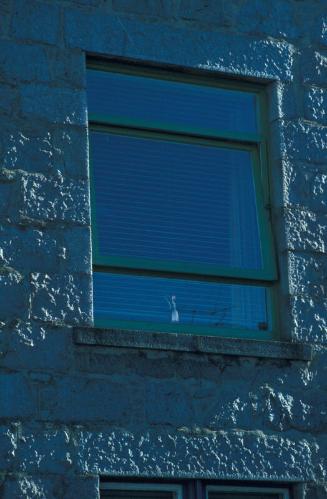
[{"x1": 93, "y1": 272, "x2": 270, "y2": 333}]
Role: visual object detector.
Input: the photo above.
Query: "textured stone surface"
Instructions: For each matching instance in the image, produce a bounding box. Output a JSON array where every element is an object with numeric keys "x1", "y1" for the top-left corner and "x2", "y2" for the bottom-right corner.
[
  {"x1": 30, "y1": 272, "x2": 92, "y2": 325},
  {"x1": 1, "y1": 0, "x2": 327, "y2": 497},
  {"x1": 74, "y1": 427, "x2": 320, "y2": 481}
]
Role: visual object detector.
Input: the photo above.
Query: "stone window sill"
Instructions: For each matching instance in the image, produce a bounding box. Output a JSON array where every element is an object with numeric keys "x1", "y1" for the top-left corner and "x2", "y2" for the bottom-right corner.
[{"x1": 73, "y1": 327, "x2": 313, "y2": 361}]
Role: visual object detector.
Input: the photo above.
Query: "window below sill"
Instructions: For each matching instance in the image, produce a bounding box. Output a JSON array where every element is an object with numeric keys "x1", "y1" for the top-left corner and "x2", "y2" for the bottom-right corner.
[{"x1": 73, "y1": 327, "x2": 313, "y2": 361}]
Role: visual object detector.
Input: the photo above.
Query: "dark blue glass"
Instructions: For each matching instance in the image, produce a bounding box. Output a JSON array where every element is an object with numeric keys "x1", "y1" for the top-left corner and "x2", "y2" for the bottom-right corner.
[
  {"x1": 87, "y1": 69, "x2": 258, "y2": 135},
  {"x1": 91, "y1": 131, "x2": 262, "y2": 270},
  {"x1": 93, "y1": 272, "x2": 269, "y2": 332}
]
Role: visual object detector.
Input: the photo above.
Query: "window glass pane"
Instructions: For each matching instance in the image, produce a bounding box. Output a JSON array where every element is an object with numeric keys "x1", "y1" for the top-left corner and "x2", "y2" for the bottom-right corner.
[
  {"x1": 94, "y1": 272, "x2": 270, "y2": 332},
  {"x1": 87, "y1": 69, "x2": 258, "y2": 135},
  {"x1": 91, "y1": 131, "x2": 262, "y2": 271},
  {"x1": 208, "y1": 493, "x2": 280, "y2": 499},
  {"x1": 102, "y1": 491, "x2": 175, "y2": 499}
]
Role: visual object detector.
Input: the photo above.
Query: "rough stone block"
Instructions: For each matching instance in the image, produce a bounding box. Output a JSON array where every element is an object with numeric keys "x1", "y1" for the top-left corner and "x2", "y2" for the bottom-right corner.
[
  {"x1": 235, "y1": 0, "x2": 299, "y2": 39},
  {"x1": 178, "y1": 0, "x2": 240, "y2": 27},
  {"x1": 290, "y1": 295, "x2": 327, "y2": 345},
  {"x1": 304, "y1": 86, "x2": 327, "y2": 125},
  {"x1": 1, "y1": 474, "x2": 99, "y2": 499},
  {"x1": 62, "y1": 226, "x2": 92, "y2": 273},
  {"x1": 14, "y1": 426, "x2": 73, "y2": 474},
  {"x1": 0, "y1": 177, "x2": 21, "y2": 221},
  {"x1": 39, "y1": 375, "x2": 143, "y2": 422},
  {"x1": 267, "y1": 82, "x2": 301, "y2": 123},
  {"x1": 113, "y1": 0, "x2": 179, "y2": 18},
  {"x1": 30, "y1": 272, "x2": 92, "y2": 326},
  {"x1": 0, "y1": 84, "x2": 19, "y2": 118},
  {"x1": 1, "y1": 475, "x2": 55, "y2": 498},
  {"x1": 64, "y1": 11, "x2": 294, "y2": 81},
  {"x1": 284, "y1": 162, "x2": 327, "y2": 212},
  {"x1": 11, "y1": 0, "x2": 60, "y2": 45},
  {"x1": 0, "y1": 40, "x2": 50, "y2": 84},
  {"x1": 288, "y1": 251, "x2": 327, "y2": 297},
  {"x1": 0, "y1": 122, "x2": 89, "y2": 179},
  {"x1": 272, "y1": 120, "x2": 327, "y2": 163},
  {"x1": 52, "y1": 125, "x2": 89, "y2": 179},
  {"x1": 0, "y1": 270, "x2": 29, "y2": 323},
  {"x1": 2, "y1": 322, "x2": 73, "y2": 372},
  {"x1": 301, "y1": 50, "x2": 327, "y2": 86},
  {"x1": 0, "y1": 225, "x2": 91, "y2": 274},
  {"x1": 1, "y1": 125, "x2": 56, "y2": 175},
  {"x1": 20, "y1": 84, "x2": 87, "y2": 126},
  {"x1": 0, "y1": 425, "x2": 17, "y2": 470},
  {"x1": 74, "y1": 428, "x2": 316, "y2": 481},
  {"x1": 0, "y1": 373, "x2": 38, "y2": 419},
  {"x1": 20, "y1": 173, "x2": 90, "y2": 225},
  {"x1": 305, "y1": 483, "x2": 327, "y2": 499},
  {"x1": 0, "y1": 226, "x2": 64, "y2": 273},
  {"x1": 284, "y1": 208, "x2": 327, "y2": 253},
  {"x1": 47, "y1": 48, "x2": 86, "y2": 89}
]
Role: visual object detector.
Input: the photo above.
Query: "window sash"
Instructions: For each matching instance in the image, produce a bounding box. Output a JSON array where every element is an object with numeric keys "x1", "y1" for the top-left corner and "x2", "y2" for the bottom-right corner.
[
  {"x1": 89, "y1": 125, "x2": 277, "y2": 281},
  {"x1": 100, "y1": 482, "x2": 290, "y2": 499},
  {"x1": 88, "y1": 61, "x2": 279, "y2": 339}
]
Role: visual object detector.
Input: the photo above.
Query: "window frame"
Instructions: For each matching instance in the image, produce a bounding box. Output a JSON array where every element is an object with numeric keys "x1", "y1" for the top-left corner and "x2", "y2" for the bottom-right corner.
[
  {"x1": 100, "y1": 480, "x2": 291, "y2": 499},
  {"x1": 87, "y1": 59, "x2": 279, "y2": 340}
]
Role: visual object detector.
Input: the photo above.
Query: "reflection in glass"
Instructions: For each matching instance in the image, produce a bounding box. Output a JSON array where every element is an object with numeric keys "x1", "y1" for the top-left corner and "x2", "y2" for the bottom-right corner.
[
  {"x1": 87, "y1": 69, "x2": 258, "y2": 135},
  {"x1": 94, "y1": 272, "x2": 269, "y2": 332},
  {"x1": 91, "y1": 131, "x2": 262, "y2": 270}
]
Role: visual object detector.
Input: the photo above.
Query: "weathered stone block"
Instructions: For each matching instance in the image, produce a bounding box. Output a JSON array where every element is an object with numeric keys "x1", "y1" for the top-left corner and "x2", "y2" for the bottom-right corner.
[
  {"x1": 20, "y1": 173, "x2": 90, "y2": 225},
  {"x1": 301, "y1": 50, "x2": 327, "y2": 86},
  {"x1": 305, "y1": 483, "x2": 327, "y2": 499},
  {"x1": 288, "y1": 251, "x2": 327, "y2": 297},
  {"x1": 64, "y1": 11, "x2": 295, "y2": 81},
  {"x1": 0, "y1": 122, "x2": 89, "y2": 179},
  {"x1": 39, "y1": 375, "x2": 143, "y2": 422},
  {"x1": 291, "y1": 295, "x2": 327, "y2": 345},
  {"x1": 1, "y1": 475, "x2": 55, "y2": 498},
  {"x1": 272, "y1": 120, "x2": 327, "y2": 163},
  {"x1": 0, "y1": 225, "x2": 91, "y2": 274},
  {"x1": 2, "y1": 322, "x2": 73, "y2": 372},
  {"x1": 178, "y1": 0, "x2": 240, "y2": 27},
  {"x1": 52, "y1": 125, "x2": 89, "y2": 179},
  {"x1": 20, "y1": 84, "x2": 87, "y2": 126},
  {"x1": 30, "y1": 272, "x2": 92, "y2": 326},
  {"x1": 1, "y1": 474, "x2": 99, "y2": 499},
  {"x1": 267, "y1": 82, "x2": 300, "y2": 123},
  {"x1": 0, "y1": 270, "x2": 29, "y2": 323},
  {"x1": 113, "y1": 0, "x2": 179, "y2": 18},
  {"x1": 284, "y1": 162, "x2": 327, "y2": 212},
  {"x1": 304, "y1": 86, "x2": 327, "y2": 125},
  {"x1": 0, "y1": 178, "x2": 21, "y2": 221},
  {"x1": 74, "y1": 428, "x2": 316, "y2": 481},
  {"x1": 0, "y1": 40, "x2": 50, "y2": 84},
  {"x1": 236, "y1": 0, "x2": 299, "y2": 39},
  {"x1": 47, "y1": 48, "x2": 86, "y2": 90},
  {"x1": 62, "y1": 226, "x2": 92, "y2": 273},
  {"x1": 0, "y1": 84, "x2": 19, "y2": 118},
  {"x1": 0, "y1": 425, "x2": 17, "y2": 470},
  {"x1": 0, "y1": 373, "x2": 38, "y2": 419},
  {"x1": 14, "y1": 426, "x2": 73, "y2": 474},
  {"x1": 284, "y1": 208, "x2": 327, "y2": 253},
  {"x1": 0, "y1": 226, "x2": 63, "y2": 273},
  {"x1": 11, "y1": 0, "x2": 60, "y2": 45}
]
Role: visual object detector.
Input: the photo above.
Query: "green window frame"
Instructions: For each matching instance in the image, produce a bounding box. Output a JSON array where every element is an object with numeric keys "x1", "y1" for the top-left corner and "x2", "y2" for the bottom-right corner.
[
  {"x1": 100, "y1": 481, "x2": 290, "y2": 499},
  {"x1": 87, "y1": 59, "x2": 279, "y2": 340}
]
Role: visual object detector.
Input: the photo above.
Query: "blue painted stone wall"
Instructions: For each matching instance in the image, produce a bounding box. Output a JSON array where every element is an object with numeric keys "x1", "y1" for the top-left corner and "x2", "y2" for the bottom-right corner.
[{"x1": 0, "y1": 0, "x2": 327, "y2": 498}]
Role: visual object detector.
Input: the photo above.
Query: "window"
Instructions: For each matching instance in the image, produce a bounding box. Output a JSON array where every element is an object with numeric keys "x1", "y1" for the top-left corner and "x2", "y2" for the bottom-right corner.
[
  {"x1": 87, "y1": 60, "x2": 278, "y2": 340},
  {"x1": 100, "y1": 481, "x2": 290, "y2": 499}
]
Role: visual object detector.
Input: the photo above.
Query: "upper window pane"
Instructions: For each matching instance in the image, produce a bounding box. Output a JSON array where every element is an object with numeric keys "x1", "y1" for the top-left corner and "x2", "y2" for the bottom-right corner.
[
  {"x1": 87, "y1": 68, "x2": 258, "y2": 135},
  {"x1": 91, "y1": 130, "x2": 263, "y2": 271}
]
